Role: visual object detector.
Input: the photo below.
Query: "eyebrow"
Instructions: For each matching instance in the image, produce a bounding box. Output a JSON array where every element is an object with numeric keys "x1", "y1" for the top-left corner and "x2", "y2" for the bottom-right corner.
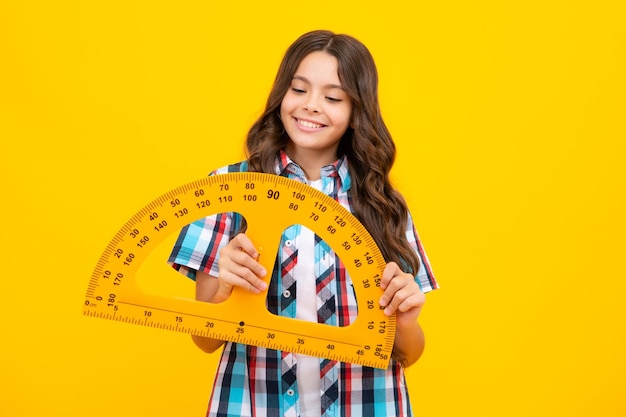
[{"x1": 292, "y1": 75, "x2": 344, "y2": 90}]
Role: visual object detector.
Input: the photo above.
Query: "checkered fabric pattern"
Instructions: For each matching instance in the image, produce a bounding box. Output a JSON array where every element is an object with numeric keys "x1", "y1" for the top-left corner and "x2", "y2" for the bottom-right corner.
[{"x1": 168, "y1": 150, "x2": 438, "y2": 417}]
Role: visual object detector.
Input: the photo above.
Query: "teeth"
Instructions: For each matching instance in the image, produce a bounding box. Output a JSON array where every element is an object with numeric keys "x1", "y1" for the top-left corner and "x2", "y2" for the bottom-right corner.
[{"x1": 297, "y1": 119, "x2": 324, "y2": 129}]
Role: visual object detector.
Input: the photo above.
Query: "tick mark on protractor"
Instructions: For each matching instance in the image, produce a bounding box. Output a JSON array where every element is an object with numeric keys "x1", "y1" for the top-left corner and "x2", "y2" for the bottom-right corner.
[
  {"x1": 243, "y1": 323, "x2": 362, "y2": 347},
  {"x1": 117, "y1": 301, "x2": 241, "y2": 325}
]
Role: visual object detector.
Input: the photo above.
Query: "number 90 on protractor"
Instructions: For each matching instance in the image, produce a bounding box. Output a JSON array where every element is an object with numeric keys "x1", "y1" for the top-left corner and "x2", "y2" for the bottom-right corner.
[{"x1": 83, "y1": 172, "x2": 395, "y2": 369}]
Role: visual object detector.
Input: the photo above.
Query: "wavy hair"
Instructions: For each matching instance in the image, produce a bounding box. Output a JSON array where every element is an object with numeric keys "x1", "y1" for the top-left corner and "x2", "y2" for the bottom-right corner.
[{"x1": 246, "y1": 30, "x2": 420, "y2": 277}]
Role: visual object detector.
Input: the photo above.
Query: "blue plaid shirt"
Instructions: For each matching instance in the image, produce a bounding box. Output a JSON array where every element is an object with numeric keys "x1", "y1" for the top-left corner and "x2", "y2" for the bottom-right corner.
[{"x1": 169, "y1": 150, "x2": 437, "y2": 417}]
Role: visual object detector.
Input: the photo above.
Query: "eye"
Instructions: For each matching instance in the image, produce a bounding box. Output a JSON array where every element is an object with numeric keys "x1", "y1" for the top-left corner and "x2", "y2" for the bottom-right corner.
[
  {"x1": 326, "y1": 96, "x2": 342, "y2": 102},
  {"x1": 291, "y1": 88, "x2": 306, "y2": 94}
]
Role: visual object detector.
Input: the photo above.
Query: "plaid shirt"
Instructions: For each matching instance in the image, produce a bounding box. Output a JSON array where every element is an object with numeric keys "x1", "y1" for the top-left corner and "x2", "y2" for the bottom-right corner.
[{"x1": 169, "y1": 150, "x2": 437, "y2": 417}]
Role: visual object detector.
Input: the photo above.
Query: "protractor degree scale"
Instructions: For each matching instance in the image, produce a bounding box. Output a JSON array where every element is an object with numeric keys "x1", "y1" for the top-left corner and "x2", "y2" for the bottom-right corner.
[{"x1": 84, "y1": 172, "x2": 395, "y2": 369}]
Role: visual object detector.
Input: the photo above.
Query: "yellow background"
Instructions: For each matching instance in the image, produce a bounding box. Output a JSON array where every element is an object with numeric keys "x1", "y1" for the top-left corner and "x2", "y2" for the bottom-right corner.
[{"x1": 2, "y1": 1, "x2": 625, "y2": 416}]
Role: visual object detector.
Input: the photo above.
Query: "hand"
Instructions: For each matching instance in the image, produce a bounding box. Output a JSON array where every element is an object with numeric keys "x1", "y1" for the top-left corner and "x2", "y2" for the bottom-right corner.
[
  {"x1": 215, "y1": 233, "x2": 268, "y2": 301},
  {"x1": 378, "y1": 262, "x2": 426, "y2": 328}
]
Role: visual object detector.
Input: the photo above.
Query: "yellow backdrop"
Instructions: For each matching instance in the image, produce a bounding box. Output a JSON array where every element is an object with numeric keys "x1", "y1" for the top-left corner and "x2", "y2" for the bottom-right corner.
[{"x1": 2, "y1": 1, "x2": 625, "y2": 416}]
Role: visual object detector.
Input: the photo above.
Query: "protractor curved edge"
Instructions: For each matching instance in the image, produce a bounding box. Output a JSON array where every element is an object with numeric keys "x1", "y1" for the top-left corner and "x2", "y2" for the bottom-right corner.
[{"x1": 83, "y1": 172, "x2": 396, "y2": 368}]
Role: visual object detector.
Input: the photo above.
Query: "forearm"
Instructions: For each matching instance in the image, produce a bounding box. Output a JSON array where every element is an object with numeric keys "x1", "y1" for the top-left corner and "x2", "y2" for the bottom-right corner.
[
  {"x1": 191, "y1": 271, "x2": 228, "y2": 354},
  {"x1": 188, "y1": 234, "x2": 267, "y2": 354},
  {"x1": 392, "y1": 319, "x2": 425, "y2": 367}
]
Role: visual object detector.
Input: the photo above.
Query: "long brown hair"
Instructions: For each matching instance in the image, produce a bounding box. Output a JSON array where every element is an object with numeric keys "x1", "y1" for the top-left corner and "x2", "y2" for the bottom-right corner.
[{"x1": 246, "y1": 30, "x2": 420, "y2": 276}]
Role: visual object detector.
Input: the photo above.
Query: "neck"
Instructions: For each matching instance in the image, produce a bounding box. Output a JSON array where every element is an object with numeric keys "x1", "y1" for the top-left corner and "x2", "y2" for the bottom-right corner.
[{"x1": 284, "y1": 146, "x2": 337, "y2": 181}]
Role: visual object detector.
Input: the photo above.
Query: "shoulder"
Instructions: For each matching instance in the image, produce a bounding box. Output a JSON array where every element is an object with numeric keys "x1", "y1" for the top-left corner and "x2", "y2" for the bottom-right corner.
[{"x1": 210, "y1": 161, "x2": 249, "y2": 175}]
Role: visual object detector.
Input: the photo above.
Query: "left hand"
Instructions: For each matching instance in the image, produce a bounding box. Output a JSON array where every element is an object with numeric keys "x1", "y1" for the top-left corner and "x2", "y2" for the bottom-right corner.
[{"x1": 378, "y1": 262, "x2": 426, "y2": 328}]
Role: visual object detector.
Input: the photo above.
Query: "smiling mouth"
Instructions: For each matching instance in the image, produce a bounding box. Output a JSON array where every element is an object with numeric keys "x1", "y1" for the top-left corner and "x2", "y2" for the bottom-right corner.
[{"x1": 296, "y1": 118, "x2": 326, "y2": 129}]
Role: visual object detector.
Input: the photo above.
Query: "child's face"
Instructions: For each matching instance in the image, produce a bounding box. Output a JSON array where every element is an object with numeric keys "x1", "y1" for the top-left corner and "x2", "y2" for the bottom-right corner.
[{"x1": 280, "y1": 51, "x2": 352, "y2": 165}]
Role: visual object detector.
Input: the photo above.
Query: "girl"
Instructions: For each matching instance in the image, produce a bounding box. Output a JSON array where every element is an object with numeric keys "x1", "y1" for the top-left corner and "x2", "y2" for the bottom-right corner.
[{"x1": 169, "y1": 30, "x2": 438, "y2": 417}]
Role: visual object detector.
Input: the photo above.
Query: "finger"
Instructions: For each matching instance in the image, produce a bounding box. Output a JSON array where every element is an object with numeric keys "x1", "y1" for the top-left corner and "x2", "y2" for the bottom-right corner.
[
  {"x1": 394, "y1": 291, "x2": 426, "y2": 314},
  {"x1": 219, "y1": 268, "x2": 267, "y2": 294},
  {"x1": 379, "y1": 275, "x2": 419, "y2": 314},
  {"x1": 229, "y1": 233, "x2": 261, "y2": 260},
  {"x1": 228, "y1": 249, "x2": 267, "y2": 279},
  {"x1": 223, "y1": 234, "x2": 267, "y2": 279},
  {"x1": 379, "y1": 285, "x2": 408, "y2": 315},
  {"x1": 219, "y1": 257, "x2": 268, "y2": 293},
  {"x1": 378, "y1": 264, "x2": 409, "y2": 307},
  {"x1": 379, "y1": 262, "x2": 402, "y2": 289}
]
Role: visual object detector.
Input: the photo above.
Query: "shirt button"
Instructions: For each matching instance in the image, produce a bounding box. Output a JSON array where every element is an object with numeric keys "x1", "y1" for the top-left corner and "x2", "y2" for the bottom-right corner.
[
  {"x1": 287, "y1": 389, "x2": 295, "y2": 396},
  {"x1": 283, "y1": 290, "x2": 291, "y2": 298}
]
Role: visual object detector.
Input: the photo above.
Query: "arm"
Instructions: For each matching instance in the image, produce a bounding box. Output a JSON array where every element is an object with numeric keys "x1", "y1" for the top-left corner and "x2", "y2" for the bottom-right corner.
[
  {"x1": 191, "y1": 271, "x2": 226, "y2": 353},
  {"x1": 191, "y1": 233, "x2": 268, "y2": 354},
  {"x1": 378, "y1": 262, "x2": 427, "y2": 367}
]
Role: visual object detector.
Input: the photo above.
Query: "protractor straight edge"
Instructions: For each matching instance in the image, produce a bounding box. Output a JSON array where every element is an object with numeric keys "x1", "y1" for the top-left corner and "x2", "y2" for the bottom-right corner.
[{"x1": 83, "y1": 172, "x2": 396, "y2": 369}]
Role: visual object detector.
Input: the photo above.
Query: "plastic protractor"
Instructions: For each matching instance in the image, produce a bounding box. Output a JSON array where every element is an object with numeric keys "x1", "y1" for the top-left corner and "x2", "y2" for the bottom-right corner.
[{"x1": 83, "y1": 172, "x2": 395, "y2": 369}]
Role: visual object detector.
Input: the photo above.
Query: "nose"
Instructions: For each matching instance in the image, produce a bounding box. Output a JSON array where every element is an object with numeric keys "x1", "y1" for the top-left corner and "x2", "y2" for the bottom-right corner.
[{"x1": 303, "y1": 97, "x2": 320, "y2": 113}]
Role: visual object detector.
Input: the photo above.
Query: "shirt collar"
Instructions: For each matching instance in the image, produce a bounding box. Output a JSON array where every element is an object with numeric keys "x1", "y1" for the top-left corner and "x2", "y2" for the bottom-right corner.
[{"x1": 274, "y1": 149, "x2": 352, "y2": 191}]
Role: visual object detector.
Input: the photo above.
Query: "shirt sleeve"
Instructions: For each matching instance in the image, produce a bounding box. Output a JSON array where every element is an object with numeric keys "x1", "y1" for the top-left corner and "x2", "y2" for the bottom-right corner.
[
  {"x1": 405, "y1": 212, "x2": 438, "y2": 293},
  {"x1": 167, "y1": 212, "x2": 233, "y2": 280},
  {"x1": 167, "y1": 164, "x2": 249, "y2": 280}
]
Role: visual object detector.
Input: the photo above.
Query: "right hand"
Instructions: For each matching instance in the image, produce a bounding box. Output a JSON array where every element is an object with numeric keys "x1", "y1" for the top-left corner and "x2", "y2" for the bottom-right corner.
[{"x1": 215, "y1": 233, "x2": 268, "y2": 301}]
